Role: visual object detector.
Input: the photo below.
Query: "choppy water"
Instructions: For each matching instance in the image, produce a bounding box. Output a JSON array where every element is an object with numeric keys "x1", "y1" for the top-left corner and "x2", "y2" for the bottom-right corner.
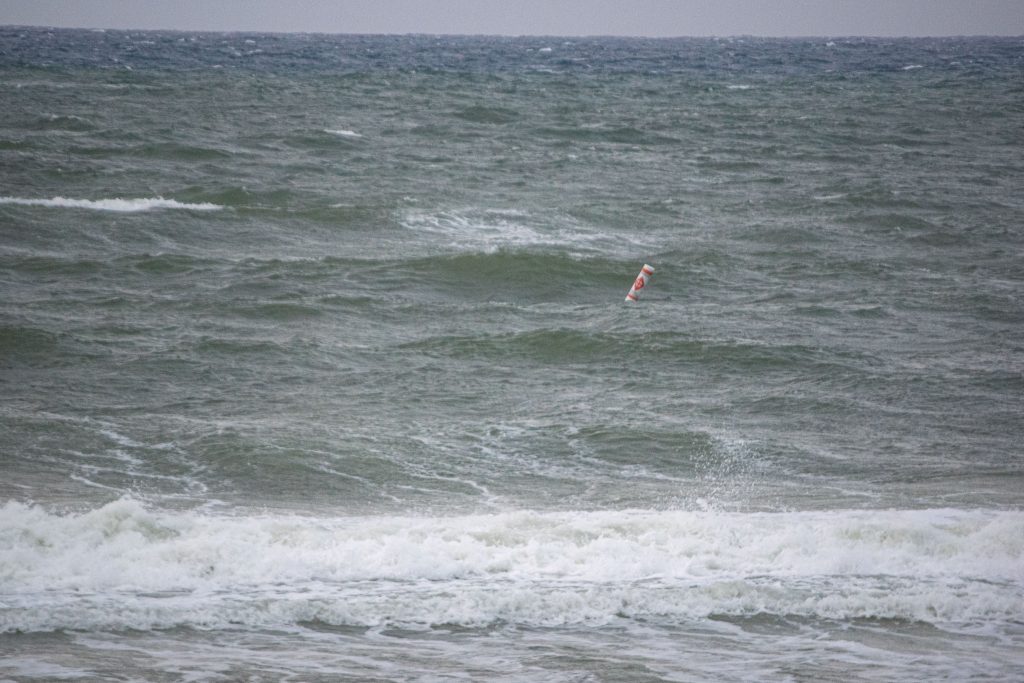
[{"x1": 1, "y1": 28, "x2": 1023, "y2": 681}]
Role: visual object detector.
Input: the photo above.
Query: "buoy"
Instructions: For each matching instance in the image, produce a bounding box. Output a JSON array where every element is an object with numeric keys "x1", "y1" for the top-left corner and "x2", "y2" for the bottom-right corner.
[{"x1": 625, "y1": 264, "x2": 654, "y2": 302}]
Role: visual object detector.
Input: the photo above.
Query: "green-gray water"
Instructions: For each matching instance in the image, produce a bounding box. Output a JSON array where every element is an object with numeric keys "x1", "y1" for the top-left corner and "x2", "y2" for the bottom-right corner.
[{"x1": 2, "y1": 29, "x2": 1023, "y2": 681}]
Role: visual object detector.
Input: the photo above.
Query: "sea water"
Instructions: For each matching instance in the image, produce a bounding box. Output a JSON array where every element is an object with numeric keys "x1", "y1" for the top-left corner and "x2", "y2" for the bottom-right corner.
[{"x1": 1, "y1": 29, "x2": 1022, "y2": 681}]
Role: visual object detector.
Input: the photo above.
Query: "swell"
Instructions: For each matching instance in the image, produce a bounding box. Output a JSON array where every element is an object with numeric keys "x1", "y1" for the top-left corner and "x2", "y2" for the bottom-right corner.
[
  {"x1": 533, "y1": 125, "x2": 682, "y2": 146},
  {"x1": 0, "y1": 324, "x2": 61, "y2": 358},
  {"x1": 399, "y1": 251, "x2": 626, "y2": 293},
  {"x1": 2, "y1": 253, "x2": 223, "y2": 277},
  {"x1": 401, "y1": 327, "x2": 873, "y2": 376}
]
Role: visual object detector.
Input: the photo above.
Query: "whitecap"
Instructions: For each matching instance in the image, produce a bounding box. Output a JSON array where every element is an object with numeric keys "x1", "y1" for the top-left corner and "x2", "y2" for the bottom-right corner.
[
  {"x1": 400, "y1": 207, "x2": 631, "y2": 253},
  {"x1": 0, "y1": 196, "x2": 222, "y2": 212},
  {"x1": 324, "y1": 128, "x2": 363, "y2": 138}
]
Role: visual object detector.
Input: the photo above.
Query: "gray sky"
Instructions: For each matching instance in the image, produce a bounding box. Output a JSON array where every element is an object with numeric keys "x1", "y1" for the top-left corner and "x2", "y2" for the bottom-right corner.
[{"x1": 2, "y1": 0, "x2": 1022, "y2": 37}]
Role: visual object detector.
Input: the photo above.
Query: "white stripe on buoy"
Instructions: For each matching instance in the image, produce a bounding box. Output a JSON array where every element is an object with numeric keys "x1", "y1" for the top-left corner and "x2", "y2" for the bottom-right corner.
[{"x1": 625, "y1": 264, "x2": 654, "y2": 302}]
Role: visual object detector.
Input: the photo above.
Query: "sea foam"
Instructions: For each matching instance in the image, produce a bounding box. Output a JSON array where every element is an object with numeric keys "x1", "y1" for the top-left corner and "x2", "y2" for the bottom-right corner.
[
  {"x1": 0, "y1": 196, "x2": 222, "y2": 212},
  {"x1": 399, "y1": 207, "x2": 641, "y2": 254},
  {"x1": 1, "y1": 499, "x2": 1021, "y2": 632},
  {"x1": 324, "y1": 129, "x2": 363, "y2": 138}
]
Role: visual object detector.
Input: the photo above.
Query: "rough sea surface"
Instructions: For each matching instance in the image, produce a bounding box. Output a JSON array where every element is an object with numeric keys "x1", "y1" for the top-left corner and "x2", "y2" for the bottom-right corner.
[{"x1": 1, "y1": 28, "x2": 1023, "y2": 681}]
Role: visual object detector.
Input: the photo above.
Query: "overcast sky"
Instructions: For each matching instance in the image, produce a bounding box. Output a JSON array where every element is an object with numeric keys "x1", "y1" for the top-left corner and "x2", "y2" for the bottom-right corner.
[{"x1": 2, "y1": 0, "x2": 1022, "y2": 37}]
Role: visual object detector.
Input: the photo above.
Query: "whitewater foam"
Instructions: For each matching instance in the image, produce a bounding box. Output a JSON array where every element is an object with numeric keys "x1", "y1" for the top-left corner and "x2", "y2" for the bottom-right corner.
[
  {"x1": 1, "y1": 500, "x2": 1021, "y2": 633},
  {"x1": 0, "y1": 196, "x2": 222, "y2": 212},
  {"x1": 324, "y1": 129, "x2": 363, "y2": 138},
  {"x1": 399, "y1": 207, "x2": 643, "y2": 255}
]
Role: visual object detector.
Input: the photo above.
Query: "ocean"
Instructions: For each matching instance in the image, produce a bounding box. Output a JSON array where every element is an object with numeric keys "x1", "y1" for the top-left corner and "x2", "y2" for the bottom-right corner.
[{"x1": 1, "y1": 27, "x2": 1022, "y2": 681}]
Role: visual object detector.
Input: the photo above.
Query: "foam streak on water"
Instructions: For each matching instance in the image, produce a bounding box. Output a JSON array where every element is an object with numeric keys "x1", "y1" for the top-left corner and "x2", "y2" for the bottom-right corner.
[{"x1": 0, "y1": 196, "x2": 223, "y2": 212}]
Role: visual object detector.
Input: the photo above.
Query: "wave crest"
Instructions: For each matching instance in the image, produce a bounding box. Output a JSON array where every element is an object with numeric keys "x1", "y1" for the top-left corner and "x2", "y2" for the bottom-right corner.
[
  {"x1": 0, "y1": 196, "x2": 222, "y2": 212},
  {"x1": 1, "y1": 500, "x2": 1021, "y2": 632}
]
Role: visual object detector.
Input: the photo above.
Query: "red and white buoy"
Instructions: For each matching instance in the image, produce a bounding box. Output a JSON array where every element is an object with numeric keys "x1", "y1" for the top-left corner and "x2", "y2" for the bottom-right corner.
[{"x1": 625, "y1": 264, "x2": 655, "y2": 302}]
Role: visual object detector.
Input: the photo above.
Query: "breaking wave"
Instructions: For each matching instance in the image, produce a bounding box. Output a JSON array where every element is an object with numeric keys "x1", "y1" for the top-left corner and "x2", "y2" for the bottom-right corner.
[
  {"x1": 0, "y1": 196, "x2": 222, "y2": 212},
  {"x1": 2, "y1": 499, "x2": 1020, "y2": 632}
]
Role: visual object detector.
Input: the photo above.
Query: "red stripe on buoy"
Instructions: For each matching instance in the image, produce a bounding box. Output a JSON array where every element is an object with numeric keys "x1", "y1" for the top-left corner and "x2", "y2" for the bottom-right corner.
[{"x1": 625, "y1": 263, "x2": 654, "y2": 303}]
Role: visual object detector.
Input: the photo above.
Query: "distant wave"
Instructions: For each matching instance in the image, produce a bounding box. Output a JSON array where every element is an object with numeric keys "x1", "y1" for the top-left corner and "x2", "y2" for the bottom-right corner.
[
  {"x1": 324, "y1": 128, "x2": 363, "y2": 138},
  {"x1": 0, "y1": 196, "x2": 222, "y2": 212}
]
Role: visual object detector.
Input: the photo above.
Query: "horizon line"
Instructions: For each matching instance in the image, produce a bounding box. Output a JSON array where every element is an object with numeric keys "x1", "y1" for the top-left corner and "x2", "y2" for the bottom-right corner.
[{"x1": 4, "y1": 24, "x2": 1023, "y2": 40}]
